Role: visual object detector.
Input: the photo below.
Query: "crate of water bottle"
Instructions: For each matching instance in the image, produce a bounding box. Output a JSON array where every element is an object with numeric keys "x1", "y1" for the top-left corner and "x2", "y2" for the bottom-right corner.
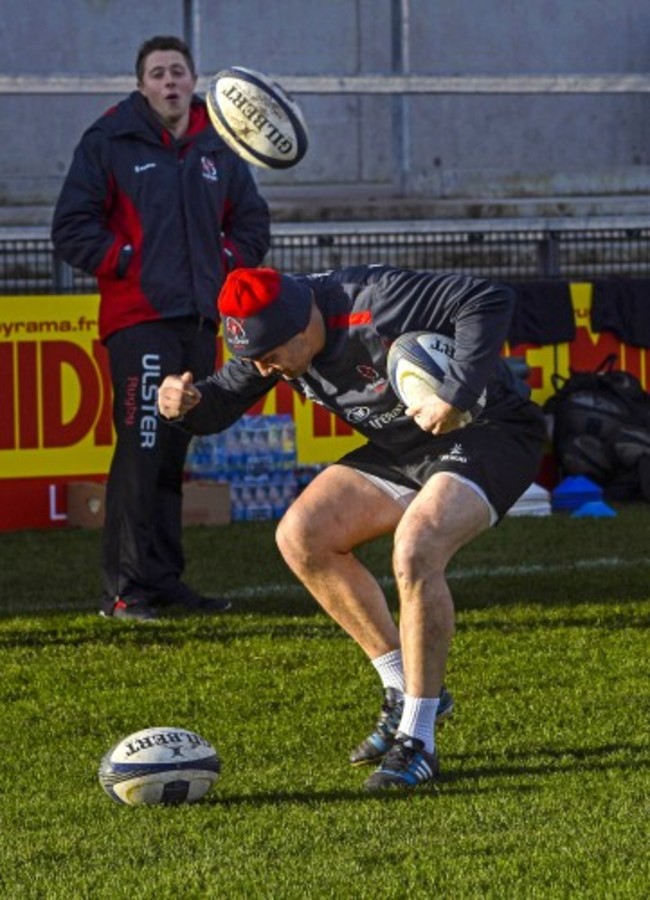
[
  {"x1": 186, "y1": 415, "x2": 296, "y2": 480},
  {"x1": 185, "y1": 435, "x2": 220, "y2": 480},
  {"x1": 242, "y1": 414, "x2": 297, "y2": 472},
  {"x1": 229, "y1": 471, "x2": 299, "y2": 522},
  {"x1": 294, "y1": 464, "x2": 326, "y2": 494}
]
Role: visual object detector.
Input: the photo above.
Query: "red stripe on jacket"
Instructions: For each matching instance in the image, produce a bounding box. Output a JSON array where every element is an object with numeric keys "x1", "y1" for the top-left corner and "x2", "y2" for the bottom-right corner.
[{"x1": 327, "y1": 311, "x2": 373, "y2": 329}]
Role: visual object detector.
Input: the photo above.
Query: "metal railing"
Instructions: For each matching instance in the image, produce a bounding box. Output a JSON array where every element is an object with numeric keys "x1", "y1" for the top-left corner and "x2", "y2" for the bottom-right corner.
[
  {"x1": 2, "y1": 73, "x2": 650, "y2": 96},
  {"x1": 1, "y1": 220, "x2": 650, "y2": 295}
]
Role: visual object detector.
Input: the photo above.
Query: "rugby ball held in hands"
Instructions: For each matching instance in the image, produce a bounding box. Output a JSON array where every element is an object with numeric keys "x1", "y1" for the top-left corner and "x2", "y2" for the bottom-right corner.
[
  {"x1": 207, "y1": 66, "x2": 308, "y2": 169},
  {"x1": 387, "y1": 331, "x2": 486, "y2": 426},
  {"x1": 98, "y1": 726, "x2": 221, "y2": 806}
]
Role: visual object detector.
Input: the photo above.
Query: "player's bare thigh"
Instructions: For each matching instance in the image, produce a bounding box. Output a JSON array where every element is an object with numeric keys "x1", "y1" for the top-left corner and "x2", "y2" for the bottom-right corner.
[
  {"x1": 277, "y1": 463, "x2": 405, "y2": 553},
  {"x1": 394, "y1": 472, "x2": 492, "y2": 571}
]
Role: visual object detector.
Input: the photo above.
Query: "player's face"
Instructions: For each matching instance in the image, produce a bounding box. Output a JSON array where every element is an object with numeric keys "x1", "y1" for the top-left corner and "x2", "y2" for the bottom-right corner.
[
  {"x1": 138, "y1": 50, "x2": 197, "y2": 133},
  {"x1": 249, "y1": 333, "x2": 313, "y2": 380}
]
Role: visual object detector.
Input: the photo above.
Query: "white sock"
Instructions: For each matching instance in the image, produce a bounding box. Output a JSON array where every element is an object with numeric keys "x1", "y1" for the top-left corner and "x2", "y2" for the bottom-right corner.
[
  {"x1": 399, "y1": 694, "x2": 440, "y2": 754},
  {"x1": 371, "y1": 649, "x2": 405, "y2": 693}
]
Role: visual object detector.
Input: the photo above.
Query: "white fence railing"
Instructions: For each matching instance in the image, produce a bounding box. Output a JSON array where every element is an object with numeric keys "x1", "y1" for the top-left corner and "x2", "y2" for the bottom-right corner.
[{"x1": 1, "y1": 74, "x2": 650, "y2": 96}]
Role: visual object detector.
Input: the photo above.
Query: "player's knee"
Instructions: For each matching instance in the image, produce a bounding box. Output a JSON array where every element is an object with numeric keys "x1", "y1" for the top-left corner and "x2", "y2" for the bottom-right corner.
[
  {"x1": 276, "y1": 506, "x2": 315, "y2": 567},
  {"x1": 392, "y1": 526, "x2": 446, "y2": 585},
  {"x1": 275, "y1": 510, "x2": 296, "y2": 562}
]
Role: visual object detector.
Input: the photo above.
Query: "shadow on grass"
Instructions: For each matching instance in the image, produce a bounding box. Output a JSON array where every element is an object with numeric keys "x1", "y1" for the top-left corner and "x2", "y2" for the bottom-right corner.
[
  {"x1": 442, "y1": 740, "x2": 650, "y2": 781},
  {"x1": 208, "y1": 740, "x2": 648, "y2": 807},
  {"x1": 1, "y1": 600, "x2": 646, "y2": 650},
  {"x1": 3, "y1": 563, "x2": 649, "y2": 624},
  {"x1": 0, "y1": 615, "x2": 349, "y2": 650},
  {"x1": 453, "y1": 611, "x2": 650, "y2": 632},
  {"x1": 207, "y1": 781, "x2": 540, "y2": 807}
]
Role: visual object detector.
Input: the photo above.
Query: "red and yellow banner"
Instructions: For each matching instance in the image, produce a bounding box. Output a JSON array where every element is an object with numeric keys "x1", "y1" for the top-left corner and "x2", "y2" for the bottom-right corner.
[
  {"x1": 0, "y1": 287, "x2": 648, "y2": 530},
  {"x1": 0, "y1": 295, "x2": 362, "y2": 479},
  {"x1": 504, "y1": 283, "x2": 649, "y2": 398},
  {"x1": 1, "y1": 296, "x2": 112, "y2": 477}
]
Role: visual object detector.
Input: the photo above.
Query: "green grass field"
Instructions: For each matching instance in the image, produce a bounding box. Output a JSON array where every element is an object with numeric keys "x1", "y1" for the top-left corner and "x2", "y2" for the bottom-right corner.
[{"x1": 1, "y1": 505, "x2": 649, "y2": 899}]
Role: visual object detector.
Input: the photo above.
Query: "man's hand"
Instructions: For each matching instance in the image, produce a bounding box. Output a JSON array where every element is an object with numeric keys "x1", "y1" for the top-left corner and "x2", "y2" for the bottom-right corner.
[
  {"x1": 406, "y1": 396, "x2": 469, "y2": 434},
  {"x1": 158, "y1": 371, "x2": 202, "y2": 419}
]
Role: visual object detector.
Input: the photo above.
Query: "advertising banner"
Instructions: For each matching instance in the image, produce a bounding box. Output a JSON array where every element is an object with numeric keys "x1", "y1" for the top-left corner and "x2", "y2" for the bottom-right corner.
[
  {"x1": 0, "y1": 294, "x2": 361, "y2": 529},
  {"x1": 0, "y1": 287, "x2": 648, "y2": 530}
]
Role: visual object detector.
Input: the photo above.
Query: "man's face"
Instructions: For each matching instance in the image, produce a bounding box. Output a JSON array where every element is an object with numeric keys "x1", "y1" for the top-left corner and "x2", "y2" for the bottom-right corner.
[
  {"x1": 138, "y1": 49, "x2": 196, "y2": 130},
  {"x1": 248, "y1": 332, "x2": 313, "y2": 381}
]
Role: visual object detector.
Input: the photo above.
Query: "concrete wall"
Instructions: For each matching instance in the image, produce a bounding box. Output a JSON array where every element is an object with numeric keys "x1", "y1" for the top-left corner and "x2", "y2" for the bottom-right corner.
[{"x1": 1, "y1": 0, "x2": 649, "y2": 225}]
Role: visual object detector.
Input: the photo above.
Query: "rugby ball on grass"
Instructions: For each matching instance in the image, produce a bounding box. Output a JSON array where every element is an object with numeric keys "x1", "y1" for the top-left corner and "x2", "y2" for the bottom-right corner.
[
  {"x1": 207, "y1": 66, "x2": 308, "y2": 169},
  {"x1": 98, "y1": 726, "x2": 220, "y2": 806},
  {"x1": 387, "y1": 331, "x2": 486, "y2": 426}
]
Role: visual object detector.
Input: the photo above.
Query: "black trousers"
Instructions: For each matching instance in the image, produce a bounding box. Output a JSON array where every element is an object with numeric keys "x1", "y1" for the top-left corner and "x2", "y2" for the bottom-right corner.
[{"x1": 102, "y1": 317, "x2": 217, "y2": 604}]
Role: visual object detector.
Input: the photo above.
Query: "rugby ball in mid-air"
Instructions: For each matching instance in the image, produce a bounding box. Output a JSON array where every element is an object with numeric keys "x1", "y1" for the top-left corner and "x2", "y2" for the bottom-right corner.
[
  {"x1": 98, "y1": 726, "x2": 221, "y2": 806},
  {"x1": 387, "y1": 331, "x2": 487, "y2": 426},
  {"x1": 206, "y1": 66, "x2": 308, "y2": 169}
]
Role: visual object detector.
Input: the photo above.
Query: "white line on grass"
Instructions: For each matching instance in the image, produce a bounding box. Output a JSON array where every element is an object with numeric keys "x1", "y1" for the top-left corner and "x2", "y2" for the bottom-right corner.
[
  {"x1": 6, "y1": 556, "x2": 648, "y2": 615},
  {"x1": 228, "y1": 555, "x2": 648, "y2": 600}
]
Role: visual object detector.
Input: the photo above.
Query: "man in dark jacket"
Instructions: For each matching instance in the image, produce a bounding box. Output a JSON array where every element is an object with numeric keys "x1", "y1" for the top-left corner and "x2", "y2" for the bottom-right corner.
[
  {"x1": 157, "y1": 265, "x2": 547, "y2": 791},
  {"x1": 52, "y1": 35, "x2": 270, "y2": 620}
]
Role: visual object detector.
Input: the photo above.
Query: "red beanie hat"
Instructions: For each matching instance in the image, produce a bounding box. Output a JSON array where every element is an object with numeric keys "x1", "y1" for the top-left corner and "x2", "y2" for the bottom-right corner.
[{"x1": 218, "y1": 267, "x2": 312, "y2": 357}]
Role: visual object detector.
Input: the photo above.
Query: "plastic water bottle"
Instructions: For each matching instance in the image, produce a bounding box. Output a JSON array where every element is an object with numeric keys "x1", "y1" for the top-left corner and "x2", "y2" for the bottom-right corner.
[
  {"x1": 280, "y1": 415, "x2": 297, "y2": 469},
  {"x1": 185, "y1": 437, "x2": 212, "y2": 479}
]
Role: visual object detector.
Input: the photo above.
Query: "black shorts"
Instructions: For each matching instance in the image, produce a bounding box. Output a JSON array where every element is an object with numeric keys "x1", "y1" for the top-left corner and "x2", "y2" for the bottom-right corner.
[{"x1": 337, "y1": 401, "x2": 547, "y2": 521}]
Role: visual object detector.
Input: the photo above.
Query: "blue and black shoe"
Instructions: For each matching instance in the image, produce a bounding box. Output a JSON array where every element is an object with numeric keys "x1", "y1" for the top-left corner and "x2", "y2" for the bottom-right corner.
[
  {"x1": 350, "y1": 686, "x2": 404, "y2": 766},
  {"x1": 364, "y1": 733, "x2": 440, "y2": 791},
  {"x1": 349, "y1": 685, "x2": 454, "y2": 766}
]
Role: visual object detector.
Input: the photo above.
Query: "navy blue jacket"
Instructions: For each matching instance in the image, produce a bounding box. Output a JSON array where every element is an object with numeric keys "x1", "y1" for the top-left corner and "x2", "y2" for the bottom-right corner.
[
  {"x1": 51, "y1": 92, "x2": 270, "y2": 341},
  {"x1": 181, "y1": 265, "x2": 535, "y2": 455}
]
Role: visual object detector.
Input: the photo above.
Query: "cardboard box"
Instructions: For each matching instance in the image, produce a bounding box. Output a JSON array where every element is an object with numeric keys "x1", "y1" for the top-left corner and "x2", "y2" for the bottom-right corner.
[
  {"x1": 182, "y1": 480, "x2": 231, "y2": 526},
  {"x1": 66, "y1": 480, "x2": 231, "y2": 529},
  {"x1": 66, "y1": 481, "x2": 106, "y2": 529}
]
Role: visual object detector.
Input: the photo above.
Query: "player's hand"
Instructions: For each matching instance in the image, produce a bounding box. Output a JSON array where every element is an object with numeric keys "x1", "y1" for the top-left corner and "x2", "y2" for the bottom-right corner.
[
  {"x1": 406, "y1": 396, "x2": 468, "y2": 434},
  {"x1": 158, "y1": 371, "x2": 202, "y2": 419}
]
